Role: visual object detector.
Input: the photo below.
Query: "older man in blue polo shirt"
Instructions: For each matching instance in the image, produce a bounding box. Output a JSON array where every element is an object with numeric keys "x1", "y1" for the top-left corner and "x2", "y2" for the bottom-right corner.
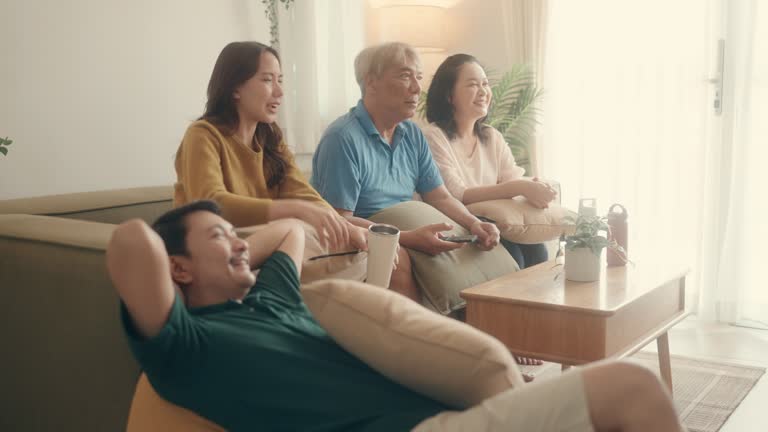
[{"x1": 311, "y1": 42, "x2": 501, "y2": 300}]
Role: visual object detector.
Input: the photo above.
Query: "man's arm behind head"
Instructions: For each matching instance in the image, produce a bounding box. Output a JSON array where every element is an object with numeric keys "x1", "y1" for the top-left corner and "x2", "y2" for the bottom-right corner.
[
  {"x1": 244, "y1": 218, "x2": 305, "y2": 274},
  {"x1": 106, "y1": 219, "x2": 177, "y2": 340}
]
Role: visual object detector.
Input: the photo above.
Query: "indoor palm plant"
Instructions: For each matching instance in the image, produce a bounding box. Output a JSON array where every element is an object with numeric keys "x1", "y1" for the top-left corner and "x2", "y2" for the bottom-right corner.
[
  {"x1": 484, "y1": 65, "x2": 543, "y2": 174},
  {"x1": 419, "y1": 64, "x2": 543, "y2": 174}
]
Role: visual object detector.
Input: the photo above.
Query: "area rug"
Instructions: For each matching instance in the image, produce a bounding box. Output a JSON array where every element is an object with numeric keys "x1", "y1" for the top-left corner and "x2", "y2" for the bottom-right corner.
[{"x1": 519, "y1": 352, "x2": 765, "y2": 432}]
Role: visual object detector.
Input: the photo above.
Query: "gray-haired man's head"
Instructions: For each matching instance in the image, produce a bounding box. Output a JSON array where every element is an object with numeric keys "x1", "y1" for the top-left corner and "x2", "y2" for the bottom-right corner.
[{"x1": 354, "y1": 42, "x2": 423, "y2": 123}]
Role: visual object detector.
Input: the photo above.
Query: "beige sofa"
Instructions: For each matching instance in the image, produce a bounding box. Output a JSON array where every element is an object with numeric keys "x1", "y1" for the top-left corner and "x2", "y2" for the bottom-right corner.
[
  {"x1": 0, "y1": 186, "x2": 173, "y2": 431},
  {"x1": 0, "y1": 184, "x2": 556, "y2": 431}
]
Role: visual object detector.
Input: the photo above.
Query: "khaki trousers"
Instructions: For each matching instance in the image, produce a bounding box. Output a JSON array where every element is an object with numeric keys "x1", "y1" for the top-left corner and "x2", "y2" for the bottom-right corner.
[{"x1": 413, "y1": 369, "x2": 594, "y2": 432}]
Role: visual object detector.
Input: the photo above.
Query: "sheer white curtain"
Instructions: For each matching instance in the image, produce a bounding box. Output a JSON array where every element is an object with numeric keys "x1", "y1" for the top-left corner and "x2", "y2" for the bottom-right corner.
[
  {"x1": 276, "y1": 0, "x2": 364, "y2": 154},
  {"x1": 539, "y1": 0, "x2": 715, "y2": 308},
  {"x1": 499, "y1": 0, "x2": 549, "y2": 175},
  {"x1": 699, "y1": 0, "x2": 768, "y2": 325}
]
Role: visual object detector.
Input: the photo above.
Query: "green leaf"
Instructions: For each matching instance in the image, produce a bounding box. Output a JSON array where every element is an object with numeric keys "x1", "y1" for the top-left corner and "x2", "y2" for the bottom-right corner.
[
  {"x1": 417, "y1": 90, "x2": 428, "y2": 119},
  {"x1": 485, "y1": 67, "x2": 543, "y2": 172},
  {"x1": 0, "y1": 147, "x2": 7, "y2": 156},
  {"x1": 565, "y1": 212, "x2": 629, "y2": 257}
]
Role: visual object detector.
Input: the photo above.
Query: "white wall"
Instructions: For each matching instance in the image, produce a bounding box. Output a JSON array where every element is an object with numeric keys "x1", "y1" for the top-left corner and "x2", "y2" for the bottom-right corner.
[{"x1": 0, "y1": 0, "x2": 269, "y2": 199}]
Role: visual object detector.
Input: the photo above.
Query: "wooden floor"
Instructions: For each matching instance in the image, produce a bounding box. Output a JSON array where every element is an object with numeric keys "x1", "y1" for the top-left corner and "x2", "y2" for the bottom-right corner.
[{"x1": 641, "y1": 316, "x2": 768, "y2": 431}]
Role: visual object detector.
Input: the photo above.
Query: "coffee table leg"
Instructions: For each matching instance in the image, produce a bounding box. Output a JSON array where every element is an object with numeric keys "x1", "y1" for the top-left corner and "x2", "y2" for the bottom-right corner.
[{"x1": 657, "y1": 332, "x2": 673, "y2": 393}]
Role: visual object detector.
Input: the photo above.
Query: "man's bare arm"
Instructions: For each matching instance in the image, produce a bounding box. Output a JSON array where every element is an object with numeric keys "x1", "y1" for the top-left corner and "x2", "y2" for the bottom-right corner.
[
  {"x1": 422, "y1": 185, "x2": 501, "y2": 250},
  {"x1": 245, "y1": 219, "x2": 306, "y2": 273},
  {"x1": 421, "y1": 185, "x2": 480, "y2": 229},
  {"x1": 106, "y1": 219, "x2": 177, "y2": 340},
  {"x1": 337, "y1": 206, "x2": 462, "y2": 256}
]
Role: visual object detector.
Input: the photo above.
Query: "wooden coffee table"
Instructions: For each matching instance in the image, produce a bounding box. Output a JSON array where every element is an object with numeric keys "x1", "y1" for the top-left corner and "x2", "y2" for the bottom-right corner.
[{"x1": 460, "y1": 260, "x2": 688, "y2": 390}]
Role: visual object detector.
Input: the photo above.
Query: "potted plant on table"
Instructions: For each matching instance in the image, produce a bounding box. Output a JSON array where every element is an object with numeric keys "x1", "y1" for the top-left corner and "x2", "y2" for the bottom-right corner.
[{"x1": 563, "y1": 214, "x2": 626, "y2": 282}]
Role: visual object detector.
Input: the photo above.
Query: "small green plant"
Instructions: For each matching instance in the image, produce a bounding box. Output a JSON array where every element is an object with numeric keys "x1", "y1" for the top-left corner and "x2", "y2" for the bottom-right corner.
[
  {"x1": 564, "y1": 214, "x2": 611, "y2": 255},
  {"x1": 0, "y1": 137, "x2": 13, "y2": 156},
  {"x1": 563, "y1": 214, "x2": 629, "y2": 260}
]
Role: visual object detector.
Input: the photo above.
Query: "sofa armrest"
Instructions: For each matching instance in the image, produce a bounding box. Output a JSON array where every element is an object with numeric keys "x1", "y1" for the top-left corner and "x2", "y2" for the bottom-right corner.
[
  {"x1": 0, "y1": 214, "x2": 140, "y2": 431},
  {"x1": 0, "y1": 214, "x2": 116, "y2": 249}
]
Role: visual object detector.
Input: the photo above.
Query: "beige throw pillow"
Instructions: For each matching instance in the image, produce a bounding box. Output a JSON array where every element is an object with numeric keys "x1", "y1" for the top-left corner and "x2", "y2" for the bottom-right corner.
[
  {"x1": 466, "y1": 198, "x2": 576, "y2": 245},
  {"x1": 302, "y1": 278, "x2": 524, "y2": 408},
  {"x1": 236, "y1": 221, "x2": 366, "y2": 284},
  {"x1": 369, "y1": 201, "x2": 519, "y2": 314}
]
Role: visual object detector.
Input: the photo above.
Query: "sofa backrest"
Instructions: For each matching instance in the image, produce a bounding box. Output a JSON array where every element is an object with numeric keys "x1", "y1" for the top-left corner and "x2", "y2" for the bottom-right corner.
[
  {"x1": 0, "y1": 215, "x2": 140, "y2": 431},
  {"x1": 0, "y1": 186, "x2": 173, "y2": 431},
  {"x1": 0, "y1": 186, "x2": 173, "y2": 224}
]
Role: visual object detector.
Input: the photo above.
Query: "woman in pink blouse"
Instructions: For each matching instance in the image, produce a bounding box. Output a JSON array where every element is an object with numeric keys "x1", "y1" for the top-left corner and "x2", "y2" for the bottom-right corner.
[{"x1": 423, "y1": 54, "x2": 556, "y2": 271}]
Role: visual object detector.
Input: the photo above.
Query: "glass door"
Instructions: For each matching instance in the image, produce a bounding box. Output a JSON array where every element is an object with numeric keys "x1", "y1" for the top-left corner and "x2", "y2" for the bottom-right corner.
[
  {"x1": 708, "y1": 0, "x2": 768, "y2": 327},
  {"x1": 540, "y1": 0, "x2": 720, "y2": 310}
]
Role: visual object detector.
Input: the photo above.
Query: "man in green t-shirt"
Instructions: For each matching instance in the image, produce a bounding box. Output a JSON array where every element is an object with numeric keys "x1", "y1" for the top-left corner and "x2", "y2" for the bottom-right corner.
[{"x1": 108, "y1": 200, "x2": 684, "y2": 431}]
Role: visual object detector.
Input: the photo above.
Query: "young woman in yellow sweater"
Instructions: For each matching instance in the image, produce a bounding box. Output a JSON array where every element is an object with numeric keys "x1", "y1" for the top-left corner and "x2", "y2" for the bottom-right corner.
[{"x1": 174, "y1": 41, "x2": 367, "y2": 253}]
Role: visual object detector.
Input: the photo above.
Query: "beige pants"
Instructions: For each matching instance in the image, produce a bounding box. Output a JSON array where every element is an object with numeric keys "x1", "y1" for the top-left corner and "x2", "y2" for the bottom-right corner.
[{"x1": 413, "y1": 369, "x2": 594, "y2": 432}]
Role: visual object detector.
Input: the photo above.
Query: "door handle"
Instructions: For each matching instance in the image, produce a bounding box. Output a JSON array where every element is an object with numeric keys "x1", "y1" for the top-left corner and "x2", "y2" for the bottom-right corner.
[{"x1": 709, "y1": 39, "x2": 725, "y2": 115}]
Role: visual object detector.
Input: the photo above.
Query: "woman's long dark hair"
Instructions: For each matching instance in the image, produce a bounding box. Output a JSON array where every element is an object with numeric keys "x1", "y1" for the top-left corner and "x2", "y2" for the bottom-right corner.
[
  {"x1": 201, "y1": 41, "x2": 288, "y2": 188},
  {"x1": 425, "y1": 54, "x2": 489, "y2": 142}
]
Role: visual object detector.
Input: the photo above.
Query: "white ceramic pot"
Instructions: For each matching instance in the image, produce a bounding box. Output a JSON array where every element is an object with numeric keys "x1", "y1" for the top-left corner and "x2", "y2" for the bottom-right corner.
[{"x1": 564, "y1": 247, "x2": 603, "y2": 282}]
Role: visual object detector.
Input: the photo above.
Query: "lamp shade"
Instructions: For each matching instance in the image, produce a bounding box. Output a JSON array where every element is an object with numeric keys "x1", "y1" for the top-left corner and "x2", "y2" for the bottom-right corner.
[
  {"x1": 369, "y1": 0, "x2": 458, "y2": 8},
  {"x1": 377, "y1": 5, "x2": 447, "y2": 53}
]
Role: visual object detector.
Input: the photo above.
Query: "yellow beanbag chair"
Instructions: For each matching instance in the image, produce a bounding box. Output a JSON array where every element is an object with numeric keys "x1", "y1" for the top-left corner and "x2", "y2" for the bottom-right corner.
[{"x1": 126, "y1": 374, "x2": 225, "y2": 432}]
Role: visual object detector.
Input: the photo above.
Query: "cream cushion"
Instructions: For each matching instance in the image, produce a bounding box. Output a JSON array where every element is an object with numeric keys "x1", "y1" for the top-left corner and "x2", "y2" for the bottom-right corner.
[
  {"x1": 466, "y1": 198, "x2": 576, "y2": 244},
  {"x1": 237, "y1": 220, "x2": 366, "y2": 284},
  {"x1": 126, "y1": 374, "x2": 223, "y2": 432},
  {"x1": 303, "y1": 278, "x2": 524, "y2": 408},
  {"x1": 369, "y1": 201, "x2": 519, "y2": 314}
]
